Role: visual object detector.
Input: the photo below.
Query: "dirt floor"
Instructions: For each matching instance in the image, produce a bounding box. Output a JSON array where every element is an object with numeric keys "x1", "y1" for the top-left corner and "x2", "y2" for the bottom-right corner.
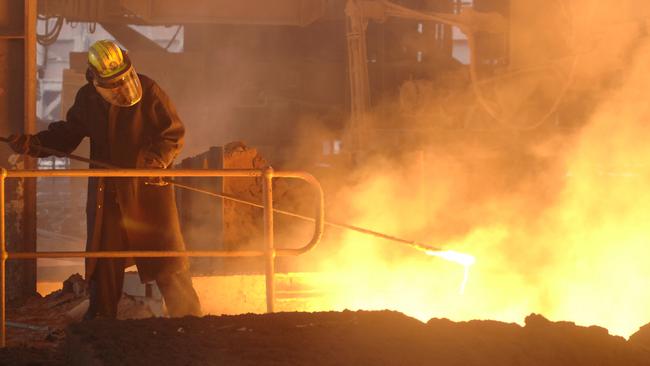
[
  {"x1": 2, "y1": 276, "x2": 650, "y2": 366},
  {"x1": 3, "y1": 309, "x2": 650, "y2": 366}
]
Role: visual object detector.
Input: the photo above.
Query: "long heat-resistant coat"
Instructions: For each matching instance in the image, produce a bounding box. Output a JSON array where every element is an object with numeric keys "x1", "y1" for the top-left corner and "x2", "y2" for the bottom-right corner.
[{"x1": 33, "y1": 74, "x2": 187, "y2": 282}]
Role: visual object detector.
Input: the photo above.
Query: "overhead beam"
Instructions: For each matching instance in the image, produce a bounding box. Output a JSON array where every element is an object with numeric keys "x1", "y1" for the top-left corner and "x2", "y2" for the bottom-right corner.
[{"x1": 39, "y1": 0, "x2": 327, "y2": 26}]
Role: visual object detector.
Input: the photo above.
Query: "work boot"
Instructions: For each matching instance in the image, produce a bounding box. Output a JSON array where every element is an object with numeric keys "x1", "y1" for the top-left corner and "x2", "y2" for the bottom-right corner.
[{"x1": 156, "y1": 270, "x2": 202, "y2": 317}]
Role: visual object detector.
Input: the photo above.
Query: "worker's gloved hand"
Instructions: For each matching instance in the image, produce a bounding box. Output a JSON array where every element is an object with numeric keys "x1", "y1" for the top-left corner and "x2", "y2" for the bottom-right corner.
[
  {"x1": 143, "y1": 158, "x2": 169, "y2": 187},
  {"x1": 7, "y1": 134, "x2": 39, "y2": 155}
]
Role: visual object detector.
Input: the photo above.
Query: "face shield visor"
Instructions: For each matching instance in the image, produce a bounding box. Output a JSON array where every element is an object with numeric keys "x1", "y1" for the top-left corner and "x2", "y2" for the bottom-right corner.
[{"x1": 92, "y1": 65, "x2": 143, "y2": 107}]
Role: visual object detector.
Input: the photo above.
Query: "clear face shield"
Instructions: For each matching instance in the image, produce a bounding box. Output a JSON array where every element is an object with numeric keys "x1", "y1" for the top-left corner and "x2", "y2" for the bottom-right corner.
[{"x1": 93, "y1": 66, "x2": 143, "y2": 107}]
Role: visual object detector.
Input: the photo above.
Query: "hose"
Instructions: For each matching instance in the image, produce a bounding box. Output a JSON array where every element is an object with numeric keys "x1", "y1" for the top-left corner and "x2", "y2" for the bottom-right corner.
[
  {"x1": 37, "y1": 16, "x2": 64, "y2": 46},
  {"x1": 464, "y1": 0, "x2": 580, "y2": 130}
]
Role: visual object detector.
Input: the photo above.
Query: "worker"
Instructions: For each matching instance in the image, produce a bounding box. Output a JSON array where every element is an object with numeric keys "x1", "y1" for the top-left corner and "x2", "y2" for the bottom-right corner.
[{"x1": 8, "y1": 40, "x2": 202, "y2": 319}]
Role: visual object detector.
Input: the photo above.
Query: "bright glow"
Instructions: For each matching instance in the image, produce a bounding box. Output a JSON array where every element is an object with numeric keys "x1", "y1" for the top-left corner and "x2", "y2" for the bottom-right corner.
[
  {"x1": 426, "y1": 250, "x2": 476, "y2": 294},
  {"x1": 426, "y1": 250, "x2": 476, "y2": 267}
]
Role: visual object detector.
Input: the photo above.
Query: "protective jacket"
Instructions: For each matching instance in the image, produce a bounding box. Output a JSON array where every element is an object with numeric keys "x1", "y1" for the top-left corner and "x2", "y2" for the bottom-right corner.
[{"x1": 33, "y1": 74, "x2": 187, "y2": 282}]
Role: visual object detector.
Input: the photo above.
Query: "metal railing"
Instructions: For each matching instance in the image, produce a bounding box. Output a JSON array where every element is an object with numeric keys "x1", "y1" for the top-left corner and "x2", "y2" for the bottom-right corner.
[{"x1": 0, "y1": 167, "x2": 325, "y2": 347}]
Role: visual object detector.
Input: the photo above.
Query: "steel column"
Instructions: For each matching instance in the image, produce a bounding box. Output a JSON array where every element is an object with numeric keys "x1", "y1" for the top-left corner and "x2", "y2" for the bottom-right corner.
[
  {"x1": 24, "y1": 0, "x2": 36, "y2": 135},
  {"x1": 22, "y1": 0, "x2": 37, "y2": 301}
]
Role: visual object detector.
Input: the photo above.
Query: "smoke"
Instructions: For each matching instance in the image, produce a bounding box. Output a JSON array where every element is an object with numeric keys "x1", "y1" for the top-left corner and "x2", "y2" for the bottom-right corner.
[
  {"x1": 537, "y1": 38, "x2": 650, "y2": 336},
  {"x1": 267, "y1": 1, "x2": 650, "y2": 338},
  {"x1": 129, "y1": 1, "x2": 650, "y2": 338}
]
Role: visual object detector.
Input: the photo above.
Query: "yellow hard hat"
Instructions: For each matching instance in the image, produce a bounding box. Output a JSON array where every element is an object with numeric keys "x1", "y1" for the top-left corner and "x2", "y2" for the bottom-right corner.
[
  {"x1": 88, "y1": 40, "x2": 128, "y2": 78},
  {"x1": 87, "y1": 40, "x2": 142, "y2": 107}
]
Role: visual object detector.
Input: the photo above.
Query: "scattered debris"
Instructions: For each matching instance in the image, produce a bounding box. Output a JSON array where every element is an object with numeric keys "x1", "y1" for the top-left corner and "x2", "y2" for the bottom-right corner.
[{"x1": 6, "y1": 321, "x2": 49, "y2": 332}]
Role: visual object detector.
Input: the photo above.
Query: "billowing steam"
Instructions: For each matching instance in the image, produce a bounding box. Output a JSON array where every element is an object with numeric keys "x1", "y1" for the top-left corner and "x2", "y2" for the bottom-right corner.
[{"x1": 264, "y1": 1, "x2": 650, "y2": 338}]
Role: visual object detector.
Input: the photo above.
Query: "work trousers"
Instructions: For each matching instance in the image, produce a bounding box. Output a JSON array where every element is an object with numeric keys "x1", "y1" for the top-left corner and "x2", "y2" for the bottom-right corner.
[{"x1": 85, "y1": 186, "x2": 202, "y2": 319}]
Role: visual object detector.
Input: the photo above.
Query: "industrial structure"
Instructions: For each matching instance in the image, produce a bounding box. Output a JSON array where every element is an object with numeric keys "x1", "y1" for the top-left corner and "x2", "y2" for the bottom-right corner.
[
  {"x1": 2, "y1": 0, "x2": 650, "y2": 364},
  {"x1": 1, "y1": 0, "x2": 513, "y2": 303}
]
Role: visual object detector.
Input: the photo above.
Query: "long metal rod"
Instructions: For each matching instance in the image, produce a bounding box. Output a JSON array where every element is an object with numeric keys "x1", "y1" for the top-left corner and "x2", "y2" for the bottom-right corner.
[
  {"x1": 1, "y1": 138, "x2": 433, "y2": 252},
  {"x1": 174, "y1": 182, "x2": 441, "y2": 253},
  {"x1": 262, "y1": 167, "x2": 275, "y2": 313},
  {"x1": 0, "y1": 136, "x2": 111, "y2": 170},
  {"x1": 8, "y1": 171, "x2": 439, "y2": 253},
  {"x1": 12, "y1": 170, "x2": 437, "y2": 253}
]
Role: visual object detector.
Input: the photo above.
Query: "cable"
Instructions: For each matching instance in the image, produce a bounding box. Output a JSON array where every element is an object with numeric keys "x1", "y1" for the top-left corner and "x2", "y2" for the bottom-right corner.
[
  {"x1": 464, "y1": 0, "x2": 579, "y2": 130},
  {"x1": 379, "y1": 0, "x2": 580, "y2": 130},
  {"x1": 37, "y1": 16, "x2": 63, "y2": 46}
]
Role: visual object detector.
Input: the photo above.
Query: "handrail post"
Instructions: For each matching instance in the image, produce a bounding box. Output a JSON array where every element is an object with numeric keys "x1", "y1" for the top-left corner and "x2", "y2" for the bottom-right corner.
[
  {"x1": 262, "y1": 167, "x2": 275, "y2": 313},
  {"x1": 1, "y1": 168, "x2": 7, "y2": 348}
]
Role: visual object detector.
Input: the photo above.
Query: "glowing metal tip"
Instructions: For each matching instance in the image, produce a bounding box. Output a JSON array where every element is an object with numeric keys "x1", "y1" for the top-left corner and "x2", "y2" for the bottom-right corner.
[{"x1": 425, "y1": 250, "x2": 476, "y2": 267}]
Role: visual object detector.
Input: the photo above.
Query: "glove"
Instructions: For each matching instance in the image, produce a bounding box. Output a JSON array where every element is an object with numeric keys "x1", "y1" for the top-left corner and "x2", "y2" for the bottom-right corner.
[
  {"x1": 7, "y1": 134, "x2": 39, "y2": 155},
  {"x1": 143, "y1": 158, "x2": 169, "y2": 186}
]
